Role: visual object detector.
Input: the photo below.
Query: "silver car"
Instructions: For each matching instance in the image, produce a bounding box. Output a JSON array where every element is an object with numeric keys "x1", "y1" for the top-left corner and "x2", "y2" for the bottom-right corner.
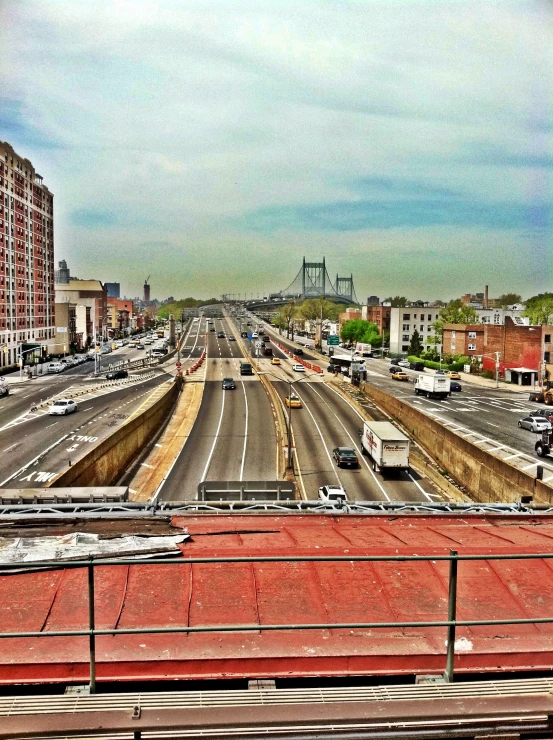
[{"x1": 518, "y1": 415, "x2": 552, "y2": 432}]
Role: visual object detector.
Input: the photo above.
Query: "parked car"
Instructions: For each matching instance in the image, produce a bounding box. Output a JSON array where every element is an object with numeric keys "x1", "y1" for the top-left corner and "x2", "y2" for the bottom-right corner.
[
  {"x1": 48, "y1": 399, "x2": 78, "y2": 415},
  {"x1": 332, "y1": 447, "x2": 359, "y2": 469},
  {"x1": 295, "y1": 348, "x2": 304, "y2": 355},
  {"x1": 450, "y1": 380, "x2": 462, "y2": 392},
  {"x1": 397, "y1": 360, "x2": 410, "y2": 368},
  {"x1": 292, "y1": 364, "x2": 305, "y2": 372},
  {"x1": 47, "y1": 362, "x2": 65, "y2": 373},
  {"x1": 151, "y1": 349, "x2": 165, "y2": 358},
  {"x1": 222, "y1": 378, "x2": 236, "y2": 390},
  {"x1": 409, "y1": 361, "x2": 425, "y2": 371},
  {"x1": 392, "y1": 371, "x2": 409, "y2": 381},
  {"x1": 518, "y1": 415, "x2": 552, "y2": 433},
  {"x1": 389, "y1": 365, "x2": 402, "y2": 373},
  {"x1": 106, "y1": 370, "x2": 128, "y2": 380}
]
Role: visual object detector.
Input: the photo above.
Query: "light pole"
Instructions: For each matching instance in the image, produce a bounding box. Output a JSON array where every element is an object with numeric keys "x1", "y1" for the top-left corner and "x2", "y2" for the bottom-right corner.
[
  {"x1": 258, "y1": 370, "x2": 323, "y2": 469},
  {"x1": 481, "y1": 352, "x2": 501, "y2": 388}
]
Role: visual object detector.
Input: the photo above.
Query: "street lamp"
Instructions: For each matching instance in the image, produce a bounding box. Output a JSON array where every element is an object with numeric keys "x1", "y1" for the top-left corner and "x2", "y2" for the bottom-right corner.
[
  {"x1": 258, "y1": 370, "x2": 323, "y2": 469},
  {"x1": 481, "y1": 352, "x2": 501, "y2": 388}
]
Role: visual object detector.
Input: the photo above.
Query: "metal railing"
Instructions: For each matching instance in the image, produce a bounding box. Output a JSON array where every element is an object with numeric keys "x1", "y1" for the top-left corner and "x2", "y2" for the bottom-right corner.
[{"x1": 2, "y1": 549, "x2": 553, "y2": 692}]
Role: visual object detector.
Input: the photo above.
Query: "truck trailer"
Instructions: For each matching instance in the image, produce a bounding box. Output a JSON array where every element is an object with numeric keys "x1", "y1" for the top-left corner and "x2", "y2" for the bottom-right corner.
[
  {"x1": 361, "y1": 421, "x2": 410, "y2": 472},
  {"x1": 414, "y1": 374, "x2": 450, "y2": 399}
]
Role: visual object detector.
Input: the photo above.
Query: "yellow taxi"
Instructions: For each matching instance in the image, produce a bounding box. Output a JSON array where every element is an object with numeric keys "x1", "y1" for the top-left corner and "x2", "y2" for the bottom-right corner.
[
  {"x1": 392, "y1": 371, "x2": 409, "y2": 382},
  {"x1": 445, "y1": 370, "x2": 461, "y2": 379},
  {"x1": 285, "y1": 394, "x2": 302, "y2": 408},
  {"x1": 271, "y1": 357, "x2": 281, "y2": 365}
]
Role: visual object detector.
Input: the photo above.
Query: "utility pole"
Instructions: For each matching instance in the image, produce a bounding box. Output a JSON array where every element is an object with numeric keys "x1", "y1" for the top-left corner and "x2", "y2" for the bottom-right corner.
[{"x1": 495, "y1": 351, "x2": 500, "y2": 389}]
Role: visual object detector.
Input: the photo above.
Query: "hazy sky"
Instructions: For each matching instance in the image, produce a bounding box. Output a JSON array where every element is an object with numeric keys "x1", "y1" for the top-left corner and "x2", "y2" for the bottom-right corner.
[{"x1": 1, "y1": 0, "x2": 551, "y2": 302}]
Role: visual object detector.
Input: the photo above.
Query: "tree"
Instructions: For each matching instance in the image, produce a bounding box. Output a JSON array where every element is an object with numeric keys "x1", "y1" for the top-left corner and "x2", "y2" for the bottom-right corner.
[
  {"x1": 408, "y1": 329, "x2": 424, "y2": 356},
  {"x1": 275, "y1": 300, "x2": 299, "y2": 338},
  {"x1": 523, "y1": 293, "x2": 553, "y2": 325},
  {"x1": 384, "y1": 296, "x2": 409, "y2": 307},
  {"x1": 496, "y1": 292, "x2": 522, "y2": 308},
  {"x1": 432, "y1": 300, "x2": 479, "y2": 340},
  {"x1": 156, "y1": 297, "x2": 219, "y2": 319},
  {"x1": 340, "y1": 319, "x2": 382, "y2": 347},
  {"x1": 300, "y1": 298, "x2": 341, "y2": 322}
]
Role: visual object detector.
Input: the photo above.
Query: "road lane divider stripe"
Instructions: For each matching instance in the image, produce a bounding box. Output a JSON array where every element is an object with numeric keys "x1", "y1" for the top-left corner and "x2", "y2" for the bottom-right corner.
[
  {"x1": 293, "y1": 387, "x2": 342, "y2": 488},
  {"x1": 239, "y1": 380, "x2": 249, "y2": 481}
]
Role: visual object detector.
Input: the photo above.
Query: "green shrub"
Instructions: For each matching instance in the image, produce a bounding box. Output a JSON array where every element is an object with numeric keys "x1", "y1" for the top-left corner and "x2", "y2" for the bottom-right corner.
[{"x1": 0, "y1": 365, "x2": 18, "y2": 377}]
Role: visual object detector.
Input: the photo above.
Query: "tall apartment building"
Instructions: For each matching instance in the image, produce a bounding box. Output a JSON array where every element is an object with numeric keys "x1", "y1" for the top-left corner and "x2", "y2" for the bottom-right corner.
[
  {"x1": 389, "y1": 307, "x2": 442, "y2": 355},
  {"x1": 0, "y1": 142, "x2": 55, "y2": 367}
]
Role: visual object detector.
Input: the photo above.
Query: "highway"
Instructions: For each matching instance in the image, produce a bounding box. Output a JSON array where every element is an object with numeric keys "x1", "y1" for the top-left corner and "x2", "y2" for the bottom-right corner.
[
  {"x1": 156, "y1": 316, "x2": 278, "y2": 501},
  {"x1": 248, "y1": 311, "x2": 553, "y2": 481}
]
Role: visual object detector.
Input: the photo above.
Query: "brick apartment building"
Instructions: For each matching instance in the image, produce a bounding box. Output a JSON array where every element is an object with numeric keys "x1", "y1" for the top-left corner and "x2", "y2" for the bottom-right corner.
[
  {"x1": 107, "y1": 297, "x2": 134, "y2": 335},
  {"x1": 0, "y1": 141, "x2": 55, "y2": 368},
  {"x1": 362, "y1": 304, "x2": 391, "y2": 335},
  {"x1": 443, "y1": 317, "x2": 553, "y2": 385}
]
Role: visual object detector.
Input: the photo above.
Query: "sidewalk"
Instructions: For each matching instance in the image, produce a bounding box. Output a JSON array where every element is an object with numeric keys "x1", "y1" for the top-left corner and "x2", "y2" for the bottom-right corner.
[{"x1": 455, "y1": 371, "x2": 533, "y2": 395}]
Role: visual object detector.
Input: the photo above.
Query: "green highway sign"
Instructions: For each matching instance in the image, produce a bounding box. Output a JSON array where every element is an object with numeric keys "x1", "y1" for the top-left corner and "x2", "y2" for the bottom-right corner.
[{"x1": 327, "y1": 335, "x2": 340, "y2": 345}]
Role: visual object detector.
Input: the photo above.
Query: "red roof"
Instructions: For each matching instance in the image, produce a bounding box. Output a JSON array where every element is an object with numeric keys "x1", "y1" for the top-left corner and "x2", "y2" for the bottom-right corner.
[{"x1": 2, "y1": 513, "x2": 553, "y2": 685}]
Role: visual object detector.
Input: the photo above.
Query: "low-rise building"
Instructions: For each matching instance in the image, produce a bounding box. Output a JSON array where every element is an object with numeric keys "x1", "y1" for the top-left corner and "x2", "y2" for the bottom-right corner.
[
  {"x1": 443, "y1": 317, "x2": 553, "y2": 385},
  {"x1": 107, "y1": 297, "x2": 134, "y2": 336},
  {"x1": 54, "y1": 279, "x2": 107, "y2": 350}
]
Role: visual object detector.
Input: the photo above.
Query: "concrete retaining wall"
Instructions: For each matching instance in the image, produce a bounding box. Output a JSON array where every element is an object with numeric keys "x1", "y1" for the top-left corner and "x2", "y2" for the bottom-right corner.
[
  {"x1": 50, "y1": 381, "x2": 181, "y2": 488},
  {"x1": 360, "y1": 382, "x2": 553, "y2": 504}
]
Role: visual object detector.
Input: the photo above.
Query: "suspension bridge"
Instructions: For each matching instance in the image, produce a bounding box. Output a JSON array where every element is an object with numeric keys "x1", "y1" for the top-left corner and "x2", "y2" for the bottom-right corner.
[{"x1": 223, "y1": 257, "x2": 360, "y2": 307}]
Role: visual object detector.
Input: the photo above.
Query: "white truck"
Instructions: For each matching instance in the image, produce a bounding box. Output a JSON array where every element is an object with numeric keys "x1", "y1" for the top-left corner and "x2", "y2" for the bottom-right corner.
[
  {"x1": 414, "y1": 374, "x2": 450, "y2": 400},
  {"x1": 361, "y1": 421, "x2": 410, "y2": 472},
  {"x1": 355, "y1": 342, "x2": 372, "y2": 357}
]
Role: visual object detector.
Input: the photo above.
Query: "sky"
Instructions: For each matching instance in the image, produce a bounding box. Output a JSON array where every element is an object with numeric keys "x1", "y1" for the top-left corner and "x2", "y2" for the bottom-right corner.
[{"x1": 0, "y1": 0, "x2": 551, "y2": 302}]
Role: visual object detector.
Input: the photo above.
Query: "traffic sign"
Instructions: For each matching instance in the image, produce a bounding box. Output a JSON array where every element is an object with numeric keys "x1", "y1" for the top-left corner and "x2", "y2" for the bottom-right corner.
[
  {"x1": 327, "y1": 335, "x2": 340, "y2": 345},
  {"x1": 176, "y1": 362, "x2": 182, "y2": 369}
]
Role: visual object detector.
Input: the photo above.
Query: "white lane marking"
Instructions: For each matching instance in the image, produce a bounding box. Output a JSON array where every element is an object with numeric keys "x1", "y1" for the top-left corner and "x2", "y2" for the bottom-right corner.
[
  {"x1": 311, "y1": 384, "x2": 391, "y2": 501},
  {"x1": 0, "y1": 434, "x2": 69, "y2": 486},
  {"x1": 503, "y1": 453, "x2": 522, "y2": 460},
  {"x1": 521, "y1": 462, "x2": 538, "y2": 470},
  {"x1": 485, "y1": 421, "x2": 500, "y2": 427},
  {"x1": 22, "y1": 394, "x2": 30, "y2": 399},
  {"x1": 239, "y1": 380, "x2": 249, "y2": 481},
  {"x1": 44, "y1": 422, "x2": 59, "y2": 429},
  {"x1": 407, "y1": 472, "x2": 434, "y2": 501},
  {"x1": 3, "y1": 443, "x2": 18, "y2": 452},
  {"x1": 83, "y1": 407, "x2": 94, "y2": 411},
  {"x1": 200, "y1": 386, "x2": 226, "y2": 483},
  {"x1": 293, "y1": 387, "x2": 342, "y2": 487}
]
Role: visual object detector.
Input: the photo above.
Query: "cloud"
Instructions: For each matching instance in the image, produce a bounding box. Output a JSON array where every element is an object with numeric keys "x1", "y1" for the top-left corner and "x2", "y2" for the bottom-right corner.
[{"x1": 0, "y1": 0, "x2": 551, "y2": 300}]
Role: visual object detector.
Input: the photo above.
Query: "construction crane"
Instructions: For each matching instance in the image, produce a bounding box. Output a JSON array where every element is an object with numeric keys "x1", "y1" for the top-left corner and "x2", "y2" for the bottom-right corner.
[{"x1": 144, "y1": 275, "x2": 150, "y2": 284}]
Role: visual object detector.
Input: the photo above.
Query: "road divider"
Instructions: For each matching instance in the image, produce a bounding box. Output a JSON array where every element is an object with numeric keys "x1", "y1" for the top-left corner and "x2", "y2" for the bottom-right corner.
[{"x1": 354, "y1": 380, "x2": 553, "y2": 505}]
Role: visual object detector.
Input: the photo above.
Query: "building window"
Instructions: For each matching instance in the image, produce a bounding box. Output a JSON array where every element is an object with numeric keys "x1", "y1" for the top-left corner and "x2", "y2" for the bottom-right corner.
[
  {"x1": 468, "y1": 331, "x2": 476, "y2": 339},
  {"x1": 403, "y1": 314, "x2": 410, "y2": 320},
  {"x1": 402, "y1": 334, "x2": 409, "y2": 341},
  {"x1": 545, "y1": 334, "x2": 551, "y2": 343},
  {"x1": 468, "y1": 343, "x2": 476, "y2": 351},
  {"x1": 402, "y1": 324, "x2": 410, "y2": 331},
  {"x1": 420, "y1": 326, "x2": 424, "y2": 332},
  {"x1": 401, "y1": 344, "x2": 409, "y2": 351},
  {"x1": 545, "y1": 352, "x2": 551, "y2": 363},
  {"x1": 413, "y1": 314, "x2": 417, "y2": 319}
]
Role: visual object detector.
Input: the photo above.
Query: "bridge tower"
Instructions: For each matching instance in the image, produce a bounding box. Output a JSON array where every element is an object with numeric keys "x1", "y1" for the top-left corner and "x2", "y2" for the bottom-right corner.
[{"x1": 335, "y1": 274, "x2": 354, "y2": 303}]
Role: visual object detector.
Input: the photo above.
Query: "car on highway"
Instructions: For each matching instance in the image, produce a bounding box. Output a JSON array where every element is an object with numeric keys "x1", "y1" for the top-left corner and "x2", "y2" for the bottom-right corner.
[
  {"x1": 450, "y1": 380, "x2": 462, "y2": 392},
  {"x1": 389, "y1": 365, "x2": 402, "y2": 373},
  {"x1": 136, "y1": 343, "x2": 145, "y2": 350},
  {"x1": 151, "y1": 349, "x2": 165, "y2": 358},
  {"x1": 397, "y1": 360, "x2": 410, "y2": 368},
  {"x1": 106, "y1": 370, "x2": 128, "y2": 380},
  {"x1": 292, "y1": 363, "x2": 305, "y2": 372},
  {"x1": 445, "y1": 370, "x2": 461, "y2": 379},
  {"x1": 518, "y1": 415, "x2": 553, "y2": 432},
  {"x1": 217, "y1": 332, "x2": 225, "y2": 338},
  {"x1": 48, "y1": 399, "x2": 78, "y2": 416},
  {"x1": 318, "y1": 485, "x2": 347, "y2": 505},
  {"x1": 222, "y1": 378, "x2": 236, "y2": 390},
  {"x1": 47, "y1": 362, "x2": 65, "y2": 373},
  {"x1": 209, "y1": 327, "x2": 216, "y2": 332},
  {"x1": 285, "y1": 394, "x2": 302, "y2": 408},
  {"x1": 263, "y1": 335, "x2": 270, "y2": 342},
  {"x1": 228, "y1": 335, "x2": 236, "y2": 341},
  {"x1": 251, "y1": 332, "x2": 258, "y2": 338},
  {"x1": 392, "y1": 371, "x2": 409, "y2": 381},
  {"x1": 271, "y1": 357, "x2": 281, "y2": 365},
  {"x1": 332, "y1": 447, "x2": 359, "y2": 468}
]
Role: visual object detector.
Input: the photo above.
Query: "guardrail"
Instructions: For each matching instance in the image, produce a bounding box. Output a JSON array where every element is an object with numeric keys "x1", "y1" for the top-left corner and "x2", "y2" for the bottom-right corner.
[{"x1": 3, "y1": 548, "x2": 553, "y2": 693}]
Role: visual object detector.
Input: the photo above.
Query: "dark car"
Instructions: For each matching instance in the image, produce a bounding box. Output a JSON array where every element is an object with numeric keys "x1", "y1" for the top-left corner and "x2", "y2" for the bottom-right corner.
[
  {"x1": 209, "y1": 327, "x2": 216, "y2": 332},
  {"x1": 450, "y1": 380, "x2": 462, "y2": 392},
  {"x1": 106, "y1": 369, "x2": 128, "y2": 380},
  {"x1": 328, "y1": 364, "x2": 339, "y2": 373},
  {"x1": 332, "y1": 447, "x2": 359, "y2": 468},
  {"x1": 222, "y1": 378, "x2": 236, "y2": 390},
  {"x1": 263, "y1": 335, "x2": 270, "y2": 342},
  {"x1": 409, "y1": 361, "x2": 425, "y2": 371},
  {"x1": 389, "y1": 365, "x2": 401, "y2": 373},
  {"x1": 217, "y1": 332, "x2": 225, "y2": 338},
  {"x1": 534, "y1": 409, "x2": 553, "y2": 423},
  {"x1": 295, "y1": 348, "x2": 304, "y2": 355}
]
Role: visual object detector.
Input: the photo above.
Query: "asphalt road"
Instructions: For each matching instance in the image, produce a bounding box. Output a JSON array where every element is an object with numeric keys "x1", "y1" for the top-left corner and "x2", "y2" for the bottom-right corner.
[{"x1": 156, "y1": 317, "x2": 278, "y2": 501}]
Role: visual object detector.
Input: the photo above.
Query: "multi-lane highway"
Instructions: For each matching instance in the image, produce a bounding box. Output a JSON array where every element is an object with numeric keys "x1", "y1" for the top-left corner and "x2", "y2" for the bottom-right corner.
[{"x1": 156, "y1": 316, "x2": 278, "y2": 500}]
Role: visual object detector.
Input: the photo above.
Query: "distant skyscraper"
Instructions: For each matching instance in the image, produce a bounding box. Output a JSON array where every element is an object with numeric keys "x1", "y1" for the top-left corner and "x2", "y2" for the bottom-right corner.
[
  {"x1": 0, "y1": 141, "x2": 55, "y2": 368},
  {"x1": 144, "y1": 280, "x2": 151, "y2": 303},
  {"x1": 54, "y1": 259, "x2": 72, "y2": 284},
  {"x1": 105, "y1": 282, "x2": 120, "y2": 298}
]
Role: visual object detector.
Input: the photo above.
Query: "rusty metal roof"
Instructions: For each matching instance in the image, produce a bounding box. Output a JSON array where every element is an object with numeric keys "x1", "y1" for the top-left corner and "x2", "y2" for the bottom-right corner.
[{"x1": 2, "y1": 512, "x2": 553, "y2": 685}]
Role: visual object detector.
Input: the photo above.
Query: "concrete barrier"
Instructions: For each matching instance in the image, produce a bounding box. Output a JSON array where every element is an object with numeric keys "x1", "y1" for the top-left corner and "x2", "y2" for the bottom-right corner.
[
  {"x1": 49, "y1": 380, "x2": 182, "y2": 488},
  {"x1": 359, "y1": 381, "x2": 553, "y2": 504}
]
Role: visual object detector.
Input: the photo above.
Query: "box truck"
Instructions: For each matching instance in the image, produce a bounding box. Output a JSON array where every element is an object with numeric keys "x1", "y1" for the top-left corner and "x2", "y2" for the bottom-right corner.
[
  {"x1": 355, "y1": 342, "x2": 372, "y2": 357},
  {"x1": 414, "y1": 374, "x2": 450, "y2": 399},
  {"x1": 361, "y1": 421, "x2": 410, "y2": 472}
]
